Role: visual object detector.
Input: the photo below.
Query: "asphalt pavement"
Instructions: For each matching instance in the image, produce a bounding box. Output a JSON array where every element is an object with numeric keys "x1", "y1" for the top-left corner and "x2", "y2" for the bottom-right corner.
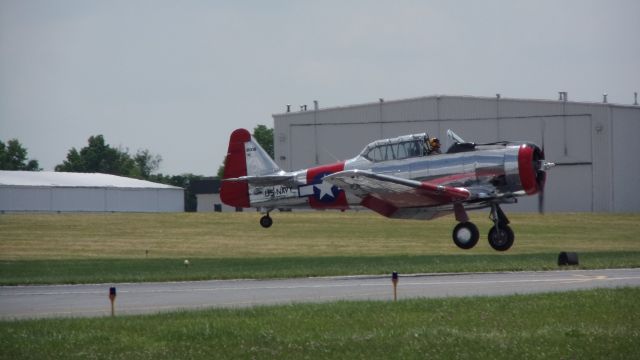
[{"x1": 1, "y1": 268, "x2": 639, "y2": 320}]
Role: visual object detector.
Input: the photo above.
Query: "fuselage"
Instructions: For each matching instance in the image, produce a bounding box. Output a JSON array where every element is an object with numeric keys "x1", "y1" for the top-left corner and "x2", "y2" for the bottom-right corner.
[{"x1": 246, "y1": 133, "x2": 542, "y2": 212}]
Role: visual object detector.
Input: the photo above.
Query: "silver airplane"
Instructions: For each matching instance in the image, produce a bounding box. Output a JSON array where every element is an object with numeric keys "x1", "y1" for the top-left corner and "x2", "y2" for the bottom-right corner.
[{"x1": 220, "y1": 128, "x2": 555, "y2": 251}]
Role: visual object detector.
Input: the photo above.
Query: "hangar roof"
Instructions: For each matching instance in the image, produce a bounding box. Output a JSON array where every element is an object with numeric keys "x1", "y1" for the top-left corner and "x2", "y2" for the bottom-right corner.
[{"x1": 0, "y1": 171, "x2": 182, "y2": 189}]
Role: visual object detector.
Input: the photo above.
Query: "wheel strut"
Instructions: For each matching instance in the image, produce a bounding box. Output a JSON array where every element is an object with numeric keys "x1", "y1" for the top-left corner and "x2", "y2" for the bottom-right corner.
[
  {"x1": 489, "y1": 203, "x2": 510, "y2": 229},
  {"x1": 488, "y1": 203, "x2": 514, "y2": 251}
]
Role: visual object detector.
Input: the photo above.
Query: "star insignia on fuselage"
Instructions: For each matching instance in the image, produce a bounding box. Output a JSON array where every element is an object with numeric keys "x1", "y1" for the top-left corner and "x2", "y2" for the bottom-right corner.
[
  {"x1": 313, "y1": 180, "x2": 335, "y2": 200},
  {"x1": 297, "y1": 173, "x2": 342, "y2": 202}
]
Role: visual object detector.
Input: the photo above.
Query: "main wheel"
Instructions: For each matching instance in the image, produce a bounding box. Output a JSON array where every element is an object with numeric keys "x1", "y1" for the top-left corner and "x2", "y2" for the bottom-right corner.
[
  {"x1": 259, "y1": 215, "x2": 273, "y2": 228},
  {"x1": 452, "y1": 222, "x2": 480, "y2": 249},
  {"x1": 488, "y1": 225, "x2": 514, "y2": 251}
]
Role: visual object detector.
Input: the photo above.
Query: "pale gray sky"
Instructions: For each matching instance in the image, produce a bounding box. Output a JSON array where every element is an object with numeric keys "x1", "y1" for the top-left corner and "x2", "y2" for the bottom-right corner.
[{"x1": 1, "y1": 0, "x2": 638, "y2": 175}]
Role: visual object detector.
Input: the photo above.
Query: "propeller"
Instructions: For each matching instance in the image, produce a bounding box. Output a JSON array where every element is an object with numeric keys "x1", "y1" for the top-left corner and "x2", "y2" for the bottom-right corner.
[
  {"x1": 538, "y1": 123, "x2": 546, "y2": 214},
  {"x1": 536, "y1": 150, "x2": 546, "y2": 214},
  {"x1": 537, "y1": 171, "x2": 545, "y2": 214},
  {"x1": 536, "y1": 122, "x2": 555, "y2": 214}
]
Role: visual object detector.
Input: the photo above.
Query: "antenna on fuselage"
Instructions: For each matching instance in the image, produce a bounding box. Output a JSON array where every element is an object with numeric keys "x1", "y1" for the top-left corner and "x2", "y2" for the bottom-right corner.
[{"x1": 322, "y1": 147, "x2": 340, "y2": 163}]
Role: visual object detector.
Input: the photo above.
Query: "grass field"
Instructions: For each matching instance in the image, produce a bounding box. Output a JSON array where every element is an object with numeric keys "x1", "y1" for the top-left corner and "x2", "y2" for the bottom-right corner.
[
  {"x1": 1, "y1": 212, "x2": 639, "y2": 284},
  {"x1": 2, "y1": 212, "x2": 639, "y2": 259},
  {"x1": 1, "y1": 212, "x2": 639, "y2": 359},
  {"x1": 1, "y1": 287, "x2": 638, "y2": 359}
]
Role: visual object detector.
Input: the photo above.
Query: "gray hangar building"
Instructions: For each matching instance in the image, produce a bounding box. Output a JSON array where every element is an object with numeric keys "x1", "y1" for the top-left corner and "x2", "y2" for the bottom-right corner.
[
  {"x1": 273, "y1": 94, "x2": 640, "y2": 213},
  {"x1": 0, "y1": 171, "x2": 184, "y2": 212}
]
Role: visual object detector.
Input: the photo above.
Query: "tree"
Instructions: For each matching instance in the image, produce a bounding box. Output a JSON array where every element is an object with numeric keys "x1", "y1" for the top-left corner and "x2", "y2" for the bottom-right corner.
[
  {"x1": 134, "y1": 149, "x2": 162, "y2": 179},
  {"x1": 217, "y1": 162, "x2": 226, "y2": 178},
  {"x1": 0, "y1": 139, "x2": 41, "y2": 171},
  {"x1": 252, "y1": 124, "x2": 274, "y2": 159},
  {"x1": 55, "y1": 135, "x2": 161, "y2": 179},
  {"x1": 216, "y1": 124, "x2": 274, "y2": 178}
]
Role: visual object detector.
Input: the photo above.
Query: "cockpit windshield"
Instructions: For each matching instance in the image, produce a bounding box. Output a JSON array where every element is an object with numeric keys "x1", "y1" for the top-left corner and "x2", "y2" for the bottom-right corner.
[
  {"x1": 446, "y1": 129, "x2": 466, "y2": 146},
  {"x1": 360, "y1": 134, "x2": 428, "y2": 162}
]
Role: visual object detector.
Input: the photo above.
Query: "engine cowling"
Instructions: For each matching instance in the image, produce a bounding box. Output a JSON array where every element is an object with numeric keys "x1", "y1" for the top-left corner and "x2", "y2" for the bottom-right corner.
[{"x1": 517, "y1": 144, "x2": 546, "y2": 195}]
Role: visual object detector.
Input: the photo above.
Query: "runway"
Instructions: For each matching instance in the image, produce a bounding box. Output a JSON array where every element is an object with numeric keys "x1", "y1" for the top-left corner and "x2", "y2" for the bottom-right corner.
[{"x1": 1, "y1": 268, "x2": 639, "y2": 320}]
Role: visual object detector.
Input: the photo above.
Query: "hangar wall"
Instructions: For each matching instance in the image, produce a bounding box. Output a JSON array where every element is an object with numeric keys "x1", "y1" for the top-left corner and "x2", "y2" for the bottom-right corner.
[
  {"x1": 273, "y1": 95, "x2": 640, "y2": 213},
  {"x1": 0, "y1": 171, "x2": 184, "y2": 212},
  {"x1": 612, "y1": 107, "x2": 640, "y2": 212},
  {"x1": 1, "y1": 187, "x2": 184, "y2": 212}
]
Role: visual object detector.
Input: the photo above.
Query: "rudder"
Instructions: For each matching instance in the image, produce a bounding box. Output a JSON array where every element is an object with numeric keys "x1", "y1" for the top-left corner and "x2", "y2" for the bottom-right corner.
[
  {"x1": 220, "y1": 129, "x2": 251, "y2": 208},
  {"x1": 220, "y1": 128, "x2": 281, "y2": 208}
]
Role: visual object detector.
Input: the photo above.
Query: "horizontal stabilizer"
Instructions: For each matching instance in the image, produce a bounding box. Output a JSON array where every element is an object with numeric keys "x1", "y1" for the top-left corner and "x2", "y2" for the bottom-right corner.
[{"x1": 223, "y1": 174, "x2": 295, "y2": 187}]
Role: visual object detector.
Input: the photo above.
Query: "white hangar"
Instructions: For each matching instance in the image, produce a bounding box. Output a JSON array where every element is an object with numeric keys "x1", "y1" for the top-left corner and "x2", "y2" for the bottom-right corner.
[
  {"x1": 273, "y1": 94, "x2": 640, "y2": 213},
  {"x1": 0, "y1": 171, "x2": 184, "y2": 212}
]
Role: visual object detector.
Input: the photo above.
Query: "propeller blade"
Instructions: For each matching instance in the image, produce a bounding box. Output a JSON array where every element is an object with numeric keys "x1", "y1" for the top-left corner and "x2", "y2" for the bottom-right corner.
[{"x1": 538, "y1": 187, "x2": 545, "y2": 214}]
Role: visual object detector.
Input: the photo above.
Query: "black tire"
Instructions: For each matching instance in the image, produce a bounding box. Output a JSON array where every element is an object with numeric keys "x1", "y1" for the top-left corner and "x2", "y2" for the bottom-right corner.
[
  {"x1": 488, "y1": 225, "x2": 514, "y2": 251},
  {"x1": 259, "y1": 215, "x2": 273, "y2": 228},
  {"x1": 452, "y1": 222, "x2": 480, "y2": 249}
]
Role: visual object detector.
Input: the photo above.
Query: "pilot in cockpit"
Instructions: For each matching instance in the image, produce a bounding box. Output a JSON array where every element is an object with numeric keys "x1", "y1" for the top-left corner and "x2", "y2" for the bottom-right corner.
[{"x1": 427, "y1": 137, "x2": 441, "y2": 155}]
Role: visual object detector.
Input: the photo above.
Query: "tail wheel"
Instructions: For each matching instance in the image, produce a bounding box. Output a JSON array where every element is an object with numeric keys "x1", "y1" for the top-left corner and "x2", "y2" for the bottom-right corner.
[
  {"x1": 488, "y1": 225, "x2": 514, "y2": 251},
  {"x1": 259, "y1": 215, "x2": 273, "y2": 228},
  {"x1": 452, "y1": 222, "x2": 480, "y2": 249}
]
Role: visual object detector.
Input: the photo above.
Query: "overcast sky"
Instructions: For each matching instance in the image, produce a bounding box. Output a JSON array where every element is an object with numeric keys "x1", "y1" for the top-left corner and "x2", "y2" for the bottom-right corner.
[{"x1": 1, "y1": 0, "x2": 638, "y2": 176}]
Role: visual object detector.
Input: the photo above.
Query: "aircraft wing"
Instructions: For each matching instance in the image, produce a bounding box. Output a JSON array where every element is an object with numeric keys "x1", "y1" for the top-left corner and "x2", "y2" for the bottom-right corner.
[{"x1": 324, "y1": 170, "x2": 473, "y2": 218}]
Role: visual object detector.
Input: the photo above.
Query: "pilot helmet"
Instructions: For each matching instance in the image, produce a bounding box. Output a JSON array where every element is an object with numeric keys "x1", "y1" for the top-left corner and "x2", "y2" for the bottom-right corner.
[{"x1": 430, "y1": 137, "x2": 441, "y2": 149}]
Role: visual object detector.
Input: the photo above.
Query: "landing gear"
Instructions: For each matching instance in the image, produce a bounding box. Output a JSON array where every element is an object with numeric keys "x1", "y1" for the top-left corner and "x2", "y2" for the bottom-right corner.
[
  {"x1": 488, "y1": 225, "x2": 514, "y2": 251},
  {"x1": 259, "y1": 213, "x2": 273, "y2": 228},
  {"x1": 487, "y1": 203, "x2": 514, "y2": 251},
  {"x1": 452, "y1": 222, "x2": 479, "y2": 249},
  {"x1": 451, "y1": 203, "x2": 515, "y2": 251},
  {"x1": 452, "y1": 203, "x2": 480, "y2": 250}
]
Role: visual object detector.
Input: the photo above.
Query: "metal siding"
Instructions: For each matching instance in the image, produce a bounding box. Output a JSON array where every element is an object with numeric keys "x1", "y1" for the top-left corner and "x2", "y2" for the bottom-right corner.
[
  {"x1": 52, "y1": 188, "x2": 106, "y2": 212},
  {"x1": 589, "y1": 105, "x2": 614, "y2": 212},
  {"x1": 275, "y1": 122, "x2": 290, "y2": 170},
  {"x1": 316, "y1": 124, "x2": 380, "y2": 164},
  {"x1": 612, "y1": 107, "x2": 640, "y2": 212},
  {"x1": 381, "y1": 98, "x2": 438, "y2": 122},
  {"x1": 439, "y1": 96, "x2": 497, "y2": 119},
  {"x1": 547, "y1": 165, "x2": 593, "y2": 212},
  {"x1": 499, "y1": 117, "x2": 543, "y2": 144},
  {"x1": 319, "y1": 106, "x2": 379, "y2": 125},
  {"x1": 0, "y1": 186, "x2": 182, "y2": 212},
  {"x1": 544, "y1": 116, "x2": 569, "y2": 162},
  {"x1": 0, "y1": 187, "x2": 51, "y2": 211},
  {"x1": 290, "y1": 125, "x2": 317, "y2": 169},
  {"x1": 106, "y1": 189, "x2": 156, "y2": 212},
  {"x1": 499, "y1": 99, "x2": 565, "y2": 117},
  {"x1": 196, "y1": 193, "x2": 215, "y2": 212},
  {"x1": 564, "y1": 115, "x2": 593, "y2": 163},
  {"x1": 158, "y1": 189, "x2": 184, "y2": 212}
]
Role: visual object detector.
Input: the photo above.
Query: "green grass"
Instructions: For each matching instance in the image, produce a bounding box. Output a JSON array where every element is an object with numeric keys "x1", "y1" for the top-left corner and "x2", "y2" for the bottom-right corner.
[
  {"x1": 2, "y1": 212, "x2": 639, "y2": 260},
  {"x1": 1, "y1": 212, "x2": 639, "y2": 284},
  {"x1": 1, "y1": 251, "x2": 640, "y2": 285},
  {"x1": 1, "y1": 287, "x2": 638, "y2": 359}
]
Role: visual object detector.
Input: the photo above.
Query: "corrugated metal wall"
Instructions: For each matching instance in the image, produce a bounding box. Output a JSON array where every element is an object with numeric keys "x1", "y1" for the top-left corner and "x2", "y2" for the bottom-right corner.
[
  {"x1": 274, "y1": 95, "x2": 640, "y2": 213},
  {"x1": 0, "y1": 187, "x2": 184, "y2": 212}
]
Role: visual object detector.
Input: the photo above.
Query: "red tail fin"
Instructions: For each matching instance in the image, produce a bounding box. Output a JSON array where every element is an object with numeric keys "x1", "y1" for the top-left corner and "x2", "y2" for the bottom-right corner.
[{"x1": 220, "y1": 129, "x2": 251, "y2": 208}]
